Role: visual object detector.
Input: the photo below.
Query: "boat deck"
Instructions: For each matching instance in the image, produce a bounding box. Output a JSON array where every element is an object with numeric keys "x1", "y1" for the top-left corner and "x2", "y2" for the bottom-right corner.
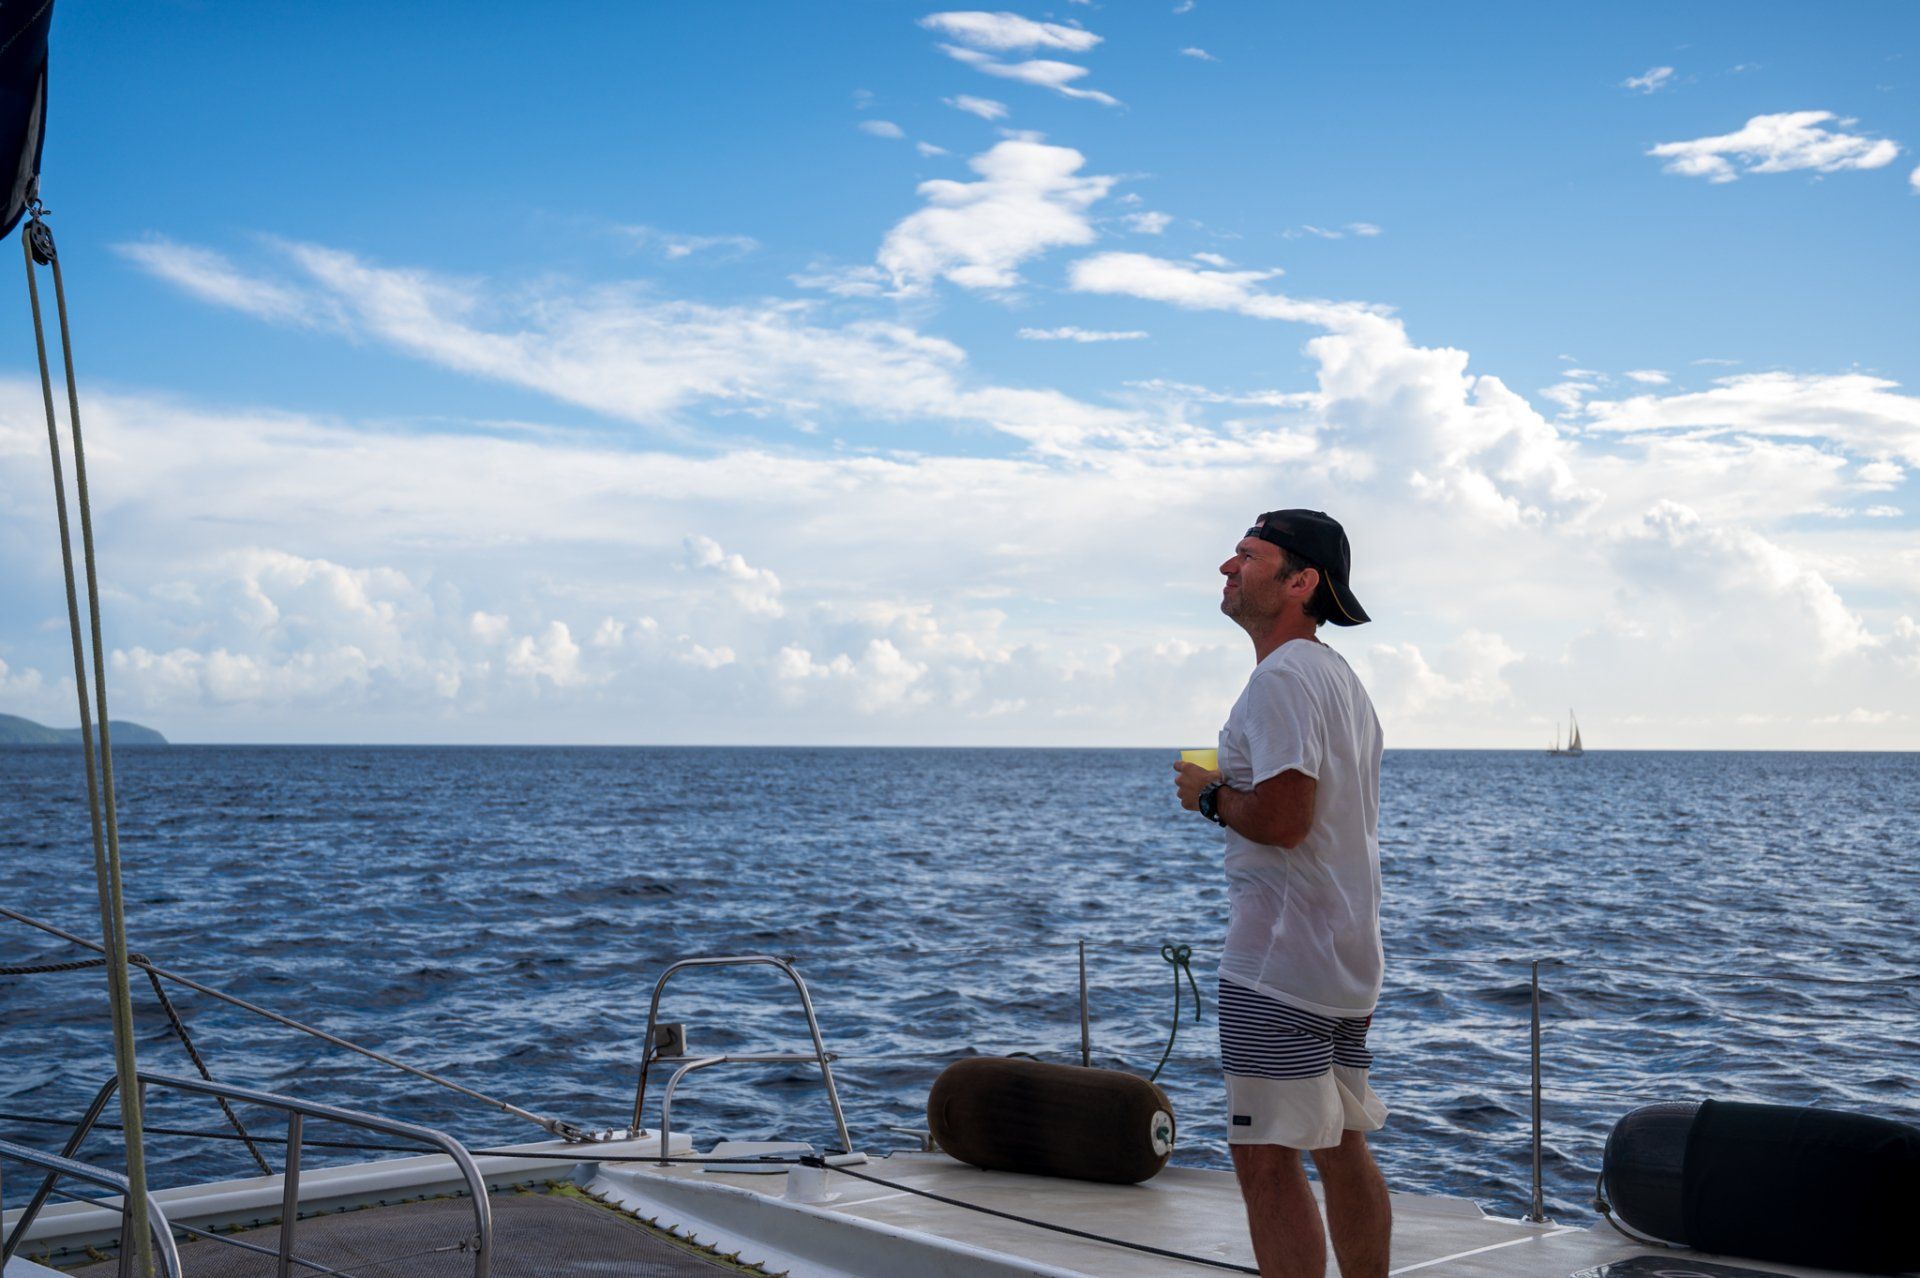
[
  {"x1": 593, "y1": 1151, "x2": 1869, "y2": 1278},
  {"x1": 61, "y1": 1185, "x2": 761, "y2": 1277},
  {"x1": 12, "y1": 1143, "x2": 1881, "y2": 1277}
]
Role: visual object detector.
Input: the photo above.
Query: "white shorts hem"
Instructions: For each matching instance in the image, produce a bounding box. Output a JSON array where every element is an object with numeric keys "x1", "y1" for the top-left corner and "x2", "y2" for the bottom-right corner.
[{"x1": 1225, "y1": 1065, "x2": 1388, "y2": 1150}]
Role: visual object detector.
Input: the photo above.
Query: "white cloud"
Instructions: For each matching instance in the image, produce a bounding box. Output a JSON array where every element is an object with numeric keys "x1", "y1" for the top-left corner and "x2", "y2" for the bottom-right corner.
[
  {"x1": 771, "y1": 638, "x2": 934, "y2": 713},
  {"x1": 1180, "y1": 47, "x2": 1218, "y2": 62},
  {"x1": 916, "y1": 141, "x2": 950, "y2": 157},
  {"x1": 918, "y1": 11, "x2": 1101, "y2": 53},
  {"x1": 1858, "y1": 460, "x2": 1905, "y2": 490},
  {"x1": 1069, "y1": 251, "x2": 1377, "y2": 329},
  {"x1": 1623, "y1": 369, "x2": 1669, "y2": 385},
  {"x1": 683, "y1": 534, "x2": 784, "y2": 617},
  {"x1": 1621, "y1": 66, "x2": 1675, "y2": 94},
  {"x1": 1614, "y1": 501, "x2": 1871, "y2": 659},
  {"x1": 1817, "y1": 707, "x2": 1902, "y2": 724},
  {"x1": 1285, "y1": 222, "x2": 1384, "y2": 241},
  {"x1": 1124, "y1": 211, "x2": 1173, "y2": 234},
  {"x1": 106, "y1": 549, "x2": 462, "y2": 707},
  {"x1": 1910, "y1": 163, "x2": 1920, "y2": 192},
  {"x1": 1540, "y1": 378, "x2": 1597, "y2": 413},
  {"x1": 123, "y1": 236, "x2": 1144, "y2": 452},
  {"x1": 1190, "y1": 251, "x2": 1232, "y2": 266},
  {"x1": 858, "y1": 119, "x2": 906, "y2": 139},
  {"x1": 945, "y1": 95, "x2": 1009, "y2": 121},
  {"x1": 80, "y1": 231, "x2": 1920, "y2": 748},
  {"x1": 469, "y1": 611, "x2": 510, "y2": 643},
  {"x1": 1017, "y1": 326, "x2": 1148, "y2": 342},
  {"x1": 1365, "y1": 630, "x2": 1522, "y2": 721},
  {"x1": 1069, "y1": 252, "x2": 1593, "y2": 527},
  {"x1": 940, "y1": 45, "x2": 1120, "y2": 107},
  {"x1": 1649, "y1": 111, "x2": 1902, "y2": 183},
  {"x1": 679, "y1": 642, "x2": 736, "y2": 670},
  {"x1": 615, "y1": 224, "x2": 760, "y2": 261},
  {"x1": 507, "y1": 620, "x2": 587, "y2": 687},
  {"x1": 1583, "y1": 371, "x2": 1920, "y2": 467},
  {"x1": 116, "y1": 238, "x2": 332, "y2": 326},
  {"x1": 787, "y1": 262, "x2": 891, "y2": 297},
  {"x1": 0, "y1": 655, "x2": 47, "y2": 702},
  {"x1": 878, "y1": 139, "x2": 1115, "y2": 293}
]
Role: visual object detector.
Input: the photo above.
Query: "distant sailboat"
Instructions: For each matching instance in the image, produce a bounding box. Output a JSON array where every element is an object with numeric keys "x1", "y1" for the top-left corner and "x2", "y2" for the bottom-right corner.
[{"x1": 1548, "y1": 710, "x2": 1584, "y2": 757}]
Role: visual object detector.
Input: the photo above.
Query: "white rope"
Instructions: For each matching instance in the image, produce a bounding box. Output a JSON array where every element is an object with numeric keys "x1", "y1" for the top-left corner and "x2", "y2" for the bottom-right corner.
[{"x1": 21, "y1": 204, "x2": 156, "y2": 1278}]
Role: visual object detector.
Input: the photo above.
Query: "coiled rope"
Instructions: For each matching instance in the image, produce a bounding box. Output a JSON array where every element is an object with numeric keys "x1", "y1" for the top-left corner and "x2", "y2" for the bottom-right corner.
[{"x1": 1148, "y1": 942, "x2": 1202, "y2": 1084}]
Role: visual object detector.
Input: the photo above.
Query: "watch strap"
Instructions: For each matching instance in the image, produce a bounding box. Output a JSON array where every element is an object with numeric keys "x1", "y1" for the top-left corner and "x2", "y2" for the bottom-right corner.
[{"x1": 1198, "y1": 780, "x2": 1227, "y2": 826}]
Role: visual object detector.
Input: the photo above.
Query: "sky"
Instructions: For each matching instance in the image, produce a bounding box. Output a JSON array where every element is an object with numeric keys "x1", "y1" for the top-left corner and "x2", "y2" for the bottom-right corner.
[{"x1": 1, "y1": 1, "x2": 1916, "y2": 748}]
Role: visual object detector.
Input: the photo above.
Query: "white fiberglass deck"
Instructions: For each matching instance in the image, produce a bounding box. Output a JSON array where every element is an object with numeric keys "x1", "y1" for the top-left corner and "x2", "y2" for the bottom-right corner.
[{"x1": 591, "y1": 1150, "x2": 1866, "y2": 1278}]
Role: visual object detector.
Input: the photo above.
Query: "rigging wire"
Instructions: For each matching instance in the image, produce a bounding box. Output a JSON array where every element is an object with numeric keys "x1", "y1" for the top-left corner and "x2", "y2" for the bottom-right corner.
[
  {"x1": 0, "y1": 952, "x2": 272, "y2": 1173},
  {"x1": 0, "y1": 908, "x2": 589, "y2": 1143}
]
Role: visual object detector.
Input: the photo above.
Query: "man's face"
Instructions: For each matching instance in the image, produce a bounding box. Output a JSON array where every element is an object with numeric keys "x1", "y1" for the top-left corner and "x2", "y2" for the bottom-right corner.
[{"x1": 1220, "y1": 535, "x2": 1288, "y2": 626}]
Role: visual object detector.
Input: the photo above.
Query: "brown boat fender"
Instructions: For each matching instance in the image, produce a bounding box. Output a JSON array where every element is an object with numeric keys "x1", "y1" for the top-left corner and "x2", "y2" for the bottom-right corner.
[{"x1": 927, "y1": 1057, "x2": 1175, "y2": 1184}]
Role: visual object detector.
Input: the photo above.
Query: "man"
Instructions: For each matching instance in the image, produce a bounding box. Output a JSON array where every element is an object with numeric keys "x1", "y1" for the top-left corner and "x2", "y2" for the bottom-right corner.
[{"x1": 1174, "y1": 509, "x2": 1389, "y2": 1278}]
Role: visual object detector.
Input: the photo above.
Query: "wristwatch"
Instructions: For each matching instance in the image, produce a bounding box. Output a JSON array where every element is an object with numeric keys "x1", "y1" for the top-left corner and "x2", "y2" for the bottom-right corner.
[{"x1": 1197, "y1": 780, "x2": 1227, "y2": 827}]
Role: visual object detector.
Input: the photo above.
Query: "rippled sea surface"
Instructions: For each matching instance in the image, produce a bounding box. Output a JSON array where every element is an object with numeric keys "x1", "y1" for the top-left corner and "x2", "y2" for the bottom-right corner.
[{"x1": 3, "y1": 746, "x2": 1916, "y2": 1220}]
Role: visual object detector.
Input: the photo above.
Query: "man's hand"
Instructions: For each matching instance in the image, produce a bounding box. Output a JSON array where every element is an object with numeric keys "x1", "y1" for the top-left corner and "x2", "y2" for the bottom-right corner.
[{"x1": 1174, "y1": 761, "x2": 1220, "y2": 811}]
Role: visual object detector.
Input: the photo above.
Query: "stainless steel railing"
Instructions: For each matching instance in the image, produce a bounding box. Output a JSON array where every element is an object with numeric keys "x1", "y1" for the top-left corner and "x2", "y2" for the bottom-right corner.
[
  {"x1": 0, "y1": 1137, "x2": 184, "y2": 1278},
  {"x1": 630, "y1": 954, "x2": 852, "y2": 1161},
  {"x1": 2, "y1": 1070, "x2": 491, "y2": 1278}
]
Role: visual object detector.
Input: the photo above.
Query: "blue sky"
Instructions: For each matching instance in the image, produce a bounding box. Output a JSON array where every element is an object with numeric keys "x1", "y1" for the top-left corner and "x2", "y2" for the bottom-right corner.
[{"x1": 2, "y1": 2, "x2": 1916, "y2": 745}]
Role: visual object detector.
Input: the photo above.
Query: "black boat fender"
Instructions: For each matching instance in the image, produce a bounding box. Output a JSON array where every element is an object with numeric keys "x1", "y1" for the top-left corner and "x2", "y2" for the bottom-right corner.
[
  {"x1": 1599, "y1": 1099, "x2": 1920, "y2": 1274},
  {"x1": 927, "y1": 1057, "x2": 1175, "y2": 1185}
]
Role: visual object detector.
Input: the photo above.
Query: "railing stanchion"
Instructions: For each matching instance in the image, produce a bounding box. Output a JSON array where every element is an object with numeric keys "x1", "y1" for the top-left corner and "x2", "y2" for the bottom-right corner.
[
  {"x1": 1525, "y1": 958, "x2": 1549, "y2": 1224},
  {"x1": 276, "y1": 1113, "x2": 302, "y2": 1278},
  {"x1": 1078, "y1": 940, "x2": 1091, "y2": 1067}
]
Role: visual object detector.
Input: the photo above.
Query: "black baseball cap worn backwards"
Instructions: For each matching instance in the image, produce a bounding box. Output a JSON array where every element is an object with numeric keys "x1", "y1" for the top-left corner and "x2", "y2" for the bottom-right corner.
[{"x1": 1247, "y1": 509, "x2": 1371, "y2": 626}]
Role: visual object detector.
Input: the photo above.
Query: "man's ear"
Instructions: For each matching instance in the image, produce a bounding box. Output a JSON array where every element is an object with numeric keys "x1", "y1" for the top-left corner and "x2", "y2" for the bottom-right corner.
[{"x1": 1293, "y1": 566, "x2": 1320, "y2": 601}]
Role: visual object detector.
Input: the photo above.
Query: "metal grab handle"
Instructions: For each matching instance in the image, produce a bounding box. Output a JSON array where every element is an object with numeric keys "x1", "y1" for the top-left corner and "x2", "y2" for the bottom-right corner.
[
  {"x1": 630, "y1": 954, "x2": 851, "y2": 1159},
  {"x1": 657, "y1": 1056, "x2": 727, "y2": 1159},
  {"x1": 0, "y1": 1138, "x2": 184, "y2": 1278}
]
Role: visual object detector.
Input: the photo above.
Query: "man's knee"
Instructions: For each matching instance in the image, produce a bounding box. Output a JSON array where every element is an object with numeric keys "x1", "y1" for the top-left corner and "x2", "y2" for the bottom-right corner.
[
  {"x1": 1307, "y1": 1128, "x2": 1375, "y2": 1175},
  {"x1": 1231, "y1": 1142, "x2": 1307, "y2": 1188}
]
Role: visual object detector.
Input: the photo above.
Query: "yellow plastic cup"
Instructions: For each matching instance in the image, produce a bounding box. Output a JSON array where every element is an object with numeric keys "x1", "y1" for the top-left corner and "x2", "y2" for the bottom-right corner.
[{"x1": 1179, "y1": 748, "x2": 1219, "y2": 771}]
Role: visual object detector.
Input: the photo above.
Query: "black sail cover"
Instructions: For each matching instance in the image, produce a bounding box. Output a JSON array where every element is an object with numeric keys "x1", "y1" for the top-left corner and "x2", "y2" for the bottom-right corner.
[{"x1": 0, "y1": 0, "x2": 53, "y2": 238}]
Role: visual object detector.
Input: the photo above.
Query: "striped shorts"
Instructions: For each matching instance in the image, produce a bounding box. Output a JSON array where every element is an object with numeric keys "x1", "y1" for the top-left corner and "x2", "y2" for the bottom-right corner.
[{"x1": 1219, "y1": 978, "x2": 1388, "y2": 1149}]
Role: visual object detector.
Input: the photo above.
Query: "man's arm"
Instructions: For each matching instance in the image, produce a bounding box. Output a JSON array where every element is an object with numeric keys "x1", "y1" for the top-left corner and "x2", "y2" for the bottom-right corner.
[
  {"x1": 1217, "y1": 770, "x2": 1316, "y2": 847},
  {"x1": 1174, "y1": 764, "x2": 1317, "y2": 848}
]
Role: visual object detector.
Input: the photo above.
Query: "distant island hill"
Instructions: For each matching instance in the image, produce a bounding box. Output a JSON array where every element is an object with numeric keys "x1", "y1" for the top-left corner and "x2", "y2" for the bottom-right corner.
[{"x1": 0, "y1": 713, "x2": 168, "y2": 746}]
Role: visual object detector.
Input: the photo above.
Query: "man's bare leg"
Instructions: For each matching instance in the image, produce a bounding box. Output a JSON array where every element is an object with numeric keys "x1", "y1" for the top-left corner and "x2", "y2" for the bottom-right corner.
[
  {"x1": 1308, "y1": 1129, "x2": 1391, "y2": 1278},
  {"x1": 1231, "y1": 1143, "x2": 1326, "y2": 1278}
]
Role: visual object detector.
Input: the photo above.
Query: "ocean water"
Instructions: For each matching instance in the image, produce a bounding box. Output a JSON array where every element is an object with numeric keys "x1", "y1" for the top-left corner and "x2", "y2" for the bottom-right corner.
[{"x1": 2, "y1": 746, "x2": 1916, "y2": 1220}]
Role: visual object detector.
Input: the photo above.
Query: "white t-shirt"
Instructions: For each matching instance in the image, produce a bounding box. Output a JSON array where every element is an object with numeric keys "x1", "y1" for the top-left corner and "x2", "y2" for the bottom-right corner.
[{"x1": 1216, "y1": 638, "x2": 1384, "y2": 1019}]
